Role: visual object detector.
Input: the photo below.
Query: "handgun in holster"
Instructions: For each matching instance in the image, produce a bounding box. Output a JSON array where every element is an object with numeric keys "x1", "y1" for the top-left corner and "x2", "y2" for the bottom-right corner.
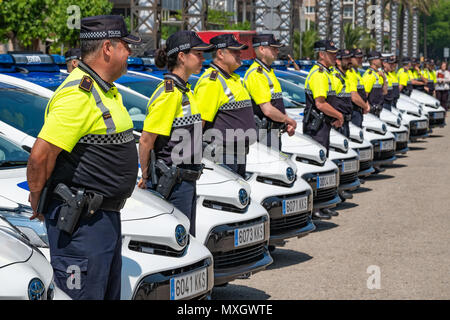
[
  {"x1": 154, "y1": 160, "x2": 179, "y2": 199},
  {"x1": 53, "y1": 183, "x2": 87, "y2": 235},
  {"x1": 309, "y1": 108, "x2": 325, "y2": 132},
  {"x1": 147, "y1": 149, "x2": 158, "y2": 189}
]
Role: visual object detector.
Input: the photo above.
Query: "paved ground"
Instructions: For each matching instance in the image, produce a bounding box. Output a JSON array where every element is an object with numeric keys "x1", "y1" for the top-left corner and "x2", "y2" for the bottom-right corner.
[{"x1": 212, "y1": 123, "x2": 450, "y2": 300}]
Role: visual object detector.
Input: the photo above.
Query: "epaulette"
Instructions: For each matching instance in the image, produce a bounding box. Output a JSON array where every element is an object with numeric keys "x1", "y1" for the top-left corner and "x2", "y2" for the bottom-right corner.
[
  {"x1": 368, "y1": 70, "x2": 373, "y2": 75},
  {"x1": 209, "y1": 70, "x2": 218, "y2": 81},
  {"x1": 257, "y1": 66, "x2": 263, "y2": 73},
  {"x1": 319, "y1": 66, "x2": 324, "y2": 73},
  {"x1": 79, "y1": 75, "x2": 93, "y2": 92},
  {"x1": 164, "y1": 79, "x2": 174, "y2": 92}
]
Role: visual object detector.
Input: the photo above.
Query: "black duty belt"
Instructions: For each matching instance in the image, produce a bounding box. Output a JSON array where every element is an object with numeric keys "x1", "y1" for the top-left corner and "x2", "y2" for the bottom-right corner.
[{"x1": 344, "y1": 114, "x2": 352, "y2": 122}]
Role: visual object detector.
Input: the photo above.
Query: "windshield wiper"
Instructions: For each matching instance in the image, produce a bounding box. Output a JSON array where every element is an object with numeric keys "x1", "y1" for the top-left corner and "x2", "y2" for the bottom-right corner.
[{"x1": 0, "y1": 161, "x2": 28, "y2": 167}]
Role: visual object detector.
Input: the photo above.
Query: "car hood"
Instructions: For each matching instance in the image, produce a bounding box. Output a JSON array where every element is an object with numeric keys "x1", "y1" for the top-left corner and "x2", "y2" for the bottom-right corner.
[
  {"x1": 0, "y1": 167, "x2": 31, "y2": 206},
  {"x1": 0, "y1": 227, "x2": 33, "y2": 268},
  {"x1": 363, "y1": 113, "x2": 388, "y2": 135},
  {"x1": 198, "y1": 158, "x2": 242, "y2": 185},
  {"x1": 330, "y1": 129, "x2": 350, "y2": 153},
  {"x1": 410, "y1": 89, "x2": 441, "y2": 107},
  {"x1": 380, "y1": 109, "x2": 402, "y2": 128}
]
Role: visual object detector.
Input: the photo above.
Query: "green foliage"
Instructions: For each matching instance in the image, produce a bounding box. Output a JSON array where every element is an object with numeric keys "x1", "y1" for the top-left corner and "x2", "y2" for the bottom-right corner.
[
  {"x1": 419, "y1": 0, "x2": 450, "y2": 60},
  {"x1": 0, "y1": 0, "x2": 113, "y2": 50},
  {"x1": 225, "y1": 21, "x2": 251, "y2": 31},
  {"x1": 293, "y1": 29, "x2": 318, "y2": 59},
  {"x1": 342, "y1": 23, "x2": 376, "y2": 51},
  {"x1": 207, "y1": 9, "x2": 233, "y2": 27}
]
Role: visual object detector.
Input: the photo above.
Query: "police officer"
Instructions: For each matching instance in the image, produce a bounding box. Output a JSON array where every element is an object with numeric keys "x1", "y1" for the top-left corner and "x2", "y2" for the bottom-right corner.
[
  {"x1": 330, "y1": 49, "x2": 355, "y2": 138},
  {"x1": 362, "y1": 51, "x2": 388, "y2": 117},
  {"x1": 410, "y1": 57, "x2": 428, "y2": 92},
  {"x1": 243, "y1": 34, "x2": 297, "y2": 151},
  {"x1": 347, "y1": 48, "x2": 370, "y2": 127},
  {"x1": 137, "y1": 31, "x2": 214, "y2": 236},
  {"x1": 387, "y1": 56, "x2": 401, "y2": 108},
  {"x1": 303, "y1": 40, "x2": 343, "y2": 220},
  {"x1": 422, "y1": 59, "x2": 437, "y2": 96},
  {"x1": 398, "y1": 57, "x2": 413, "y2": 96},
  {"x1": 65, "y1": 48, "x2": 81, "y2": 73},
  {"x1": 27, "y1": 15, "x2": 141, "y2": 300},
  {"x1": 381, "y1": 54, "x2": 397, "y2": 111},
  {"x1": 194, "y1": 34, "x2": 256, "y2": 177}
]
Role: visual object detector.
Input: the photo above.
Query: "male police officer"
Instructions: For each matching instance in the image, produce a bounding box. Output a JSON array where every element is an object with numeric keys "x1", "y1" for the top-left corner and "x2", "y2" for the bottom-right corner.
[
  {"x1": 303, "y1": 40, "x2": 343, "y2": 219},
  {"x1": 65, "y1": 48, "x2": 81, "y2": 73},
  {"x1": 386, "y1": 56, "x2": 401, "y2": 109},
  {"x1": 27, "y1": 15, "x2": 141, "y2": 300},
  {"x1": 362, "y1": 51, "x2": 388, "y2": 117},
  {"x1": 330, "y1": 49, "x2": 355, "y2": 138},
  {"x1": 422, "y1": 59, "x2": 437, "y2": 96},
  {"x1": 410, "y1": 57, "x2": 428, "y2": 92},
  {"x1": 243, "y1": 34, "x2": 297, "y2": 151},
  {"x1": 398, "y1": 57, "x2": 413, "y2": 96},
  {"x1": 347, "y1": 48, "x2": 370, "y2": 127},
  {"x1": 382, "y1": 54, "x2": 397, "y2": 111},
  {"x1": 195, "y1": 34, "x2": 256, "y2": 177}
]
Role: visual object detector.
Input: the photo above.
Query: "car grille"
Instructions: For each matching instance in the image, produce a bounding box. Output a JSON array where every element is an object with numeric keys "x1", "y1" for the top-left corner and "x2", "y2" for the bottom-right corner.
[
  {"x1": 212, "y1": 243, "x2": 266, "y2": 270},
  {"x1": 314, "y1": 187, "x2": 337, "y2": 203},
  {"x1": 374, "y1": 149, "x2": 395, "y2": 161},
  {"x1": 410, "y1": 127, "x2": 428, "y2": 136},
  {"x1": 429, "y1": 115, "x2": 445, "y2": 126},
  {"x1": 270, "y1": 212, "x2": 310, "y2": 236},
  {"x1": 340, "y1": 172, "x2": 358, "y2": 185},
  {"x1": 359, "y1": 160, "x2": 372, "y2": 171},
  {"x1": 396, "y1": 141, "x2": 408, "y2": 151}
]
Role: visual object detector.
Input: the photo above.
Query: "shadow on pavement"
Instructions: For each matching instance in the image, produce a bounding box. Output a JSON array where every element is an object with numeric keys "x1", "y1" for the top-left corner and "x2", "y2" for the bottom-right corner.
[
  {"x1": 336, "y1": 202, "x2": 359, "y2": 210},
  {"x1": 312, "y1": 220, "x2": 339, "y2": 232},
  {"x1": 266, "y1": 249, "x2": 313, "y2": 271},
  {"x1": 428, "y1": 134, "x2": 444, "y2": 138},
  {"x1": 383, "y1": 163, "x2": 407, "y2": 169},
  {"x1": 352, "y1": 186, "x2": 372, "y2": 193},
  {"x1": 365, "y1": 174, "x2": 395, "y2": 181},
  {"x1": 212, "y1": 284, "x2": 271, "y2": 300},
  {"x1": 409, "y1": 146, "x2": 427, "y2": 151}
]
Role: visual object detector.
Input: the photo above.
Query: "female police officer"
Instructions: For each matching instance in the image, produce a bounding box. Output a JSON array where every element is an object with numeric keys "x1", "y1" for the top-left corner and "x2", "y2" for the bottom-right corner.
[{"x1": 137, "y1": 31, "x2": 214, "y2": 236}]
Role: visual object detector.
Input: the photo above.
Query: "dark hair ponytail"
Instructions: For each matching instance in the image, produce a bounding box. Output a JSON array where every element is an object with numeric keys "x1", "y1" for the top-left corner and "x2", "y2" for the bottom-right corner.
[{"x1": 155, "y1": 46, "x2": 191, "y2": 71}]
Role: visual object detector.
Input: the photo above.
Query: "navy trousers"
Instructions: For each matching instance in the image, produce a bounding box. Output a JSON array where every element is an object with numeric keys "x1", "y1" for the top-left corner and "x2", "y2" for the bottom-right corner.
[
  {"x1": 45, "y1": 200, "x2": 122, "y2": 300},
  {"x1": 351, "y1": 110, "x2": 363, "y2": 128},
  {"x1": 338, "y1": 121, "x2": 350, "y2": 138},
  {"x1": 168, "y1": 180, "x2": 197, "y2": 237}
]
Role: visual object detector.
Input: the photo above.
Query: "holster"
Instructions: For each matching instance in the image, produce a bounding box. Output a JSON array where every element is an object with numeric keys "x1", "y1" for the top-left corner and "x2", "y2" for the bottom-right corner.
[
  {"x1": 308, "y1": 108, "x2": 326, "y2": 133},
  {"x1": 54, "y1": 183, "x2": 86, "y2": 235}
]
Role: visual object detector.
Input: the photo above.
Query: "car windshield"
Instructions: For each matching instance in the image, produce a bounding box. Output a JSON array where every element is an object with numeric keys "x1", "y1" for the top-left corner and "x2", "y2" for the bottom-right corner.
[
  {"x1": 120, "y1": 79, "x2": 161, "y2": 99},
  {"x1": 0, "y1": 135, "x2": 29, "y2": 168},
  {"x1": 277, "y1": 71, "x2": 306, "y2": 86},
  {"x1": 278, "y1": 78, "x2": 306, "y2": 105},
  {"x1": 118, "y1": 88, "x2": 149, "y2": 131},
  {"x1": 0, "y1": 85, "x2": 48, "y2": 138}
]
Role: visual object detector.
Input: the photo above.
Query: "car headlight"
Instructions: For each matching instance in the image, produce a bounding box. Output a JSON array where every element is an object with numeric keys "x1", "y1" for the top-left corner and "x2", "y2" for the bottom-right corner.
[
  {"x1": 175, "y1": 224, "x2": 188, "y2": 247},
  {"x1": 343, "y1": 139, "x2": 349, "y2": 149},
  {"x1": 397, "y1": 118, "x2": 401, "y2": 126},
  {"x1": 319, "y1": 149, "x2": 326, "y2": 161},
  {"x1": 28, "y1": 278, "x2": 45, "y2": 300},
  {"x1": 359, "y1": 131, "x2": 364, "y2": 140},
  {"x1": 418, "y1": 109, "x2": 422, "y2": 116},
  {"x1": 398, "y1": 113, "x2": 403, "y2": 120},
  {"x1": 286, "y1": 167, "x2": 295, "y2": 182},
  {"x1": 381, "y1": 124, "x2": 387, "y2": 133},
  {"x1": 238, "y1": 188, "x2": 249, "y2": 206}
]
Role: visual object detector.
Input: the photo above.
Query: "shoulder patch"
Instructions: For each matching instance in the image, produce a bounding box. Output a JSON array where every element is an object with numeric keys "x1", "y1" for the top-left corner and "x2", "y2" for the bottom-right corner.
[
  {"x1": 257, "y1": 66, "x2": 263, "y2": 73},
  {"x1": 209, "y1": 70, "x2": 218, "y2": 81},
  {"x1": 79, "y1": 75, "x2": 93, "y2": 92},
  {"x1": 319, "y1": 67, "x2": 324, "y2": 73},
  {"x1": 368, "y1": 70, "x2": 373, "y2": 75},
  {"x1": 164, "y1": 79, "x2": 174, "y2": 92}
]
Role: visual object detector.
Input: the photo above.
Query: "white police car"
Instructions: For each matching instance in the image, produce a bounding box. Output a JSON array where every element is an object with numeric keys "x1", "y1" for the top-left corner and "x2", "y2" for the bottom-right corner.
[
  {"x1": 408, "y1": 90, "x2": 446, "y2": 128},
  {"x1": 392, "y1": 98, "x2": 429, "y2": 141},
  {"x1": 348, "y1": 124, "x2": 375, "y2": 179},
  {"x1": 378, "y1": 109, "x2": 410, "y2": 154},
  {"x1": 0, "y1": 197, "x2": 69, "y2": 300}
]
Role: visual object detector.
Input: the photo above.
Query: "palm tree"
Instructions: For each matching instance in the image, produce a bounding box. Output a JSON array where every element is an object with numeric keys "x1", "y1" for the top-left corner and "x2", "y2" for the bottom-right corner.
[
  {"x1": 355, "y1": 0, "x2": 367, "y2": 29},
  {"x1": 316, "y1": 0, "x2": 329, "y2": 40},
  {"x1": 343, "y1": 23, "x2": 364, "y2": 49},
  {"x1": 330, "y1": 0, "x2": 343, "y2": 48},
  {"x1": 374, "y1": 0, "x2": 384, "y2": 52},
  {"x1": 389, "y1": 1, "x2": 399, "y2": 55}
]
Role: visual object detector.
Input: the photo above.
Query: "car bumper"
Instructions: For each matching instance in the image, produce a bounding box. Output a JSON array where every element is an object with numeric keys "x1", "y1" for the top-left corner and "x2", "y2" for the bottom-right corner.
[
  {"x1": 313, "y1": 191, "x2": 341, "y2": 210},
  {"x1": 409, "y1": 128, "x2": 428, "y2": 141},
  {"x1": 204, "y1": 216, "x2": 272, "y2": 285},
  {"x1": 132, "y1": 258, "x2": 214, "y2": 300},
  {"x1": 338, "y1": 173, "x2": 361, "y2": 192},
  {"x1": 373, "y1": 155, "x2": 397, "y2": 167},
  {"x1": 268, "y1": 217, "x2": 316, "y2": 246},
  {"x1": 395, "y1": 141, "x2": 409, "y2": 154},
  {"x1": 358, "y1": 160, "x2": 375, "y2": 177}
]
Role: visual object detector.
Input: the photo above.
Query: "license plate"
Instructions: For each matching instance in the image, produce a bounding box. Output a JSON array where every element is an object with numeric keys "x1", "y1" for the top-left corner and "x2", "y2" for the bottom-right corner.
[
  {"x1": 396, "y1": 132, "x2": 408, "y2": 142},
  {"x1": 358, "y1": 149, "x2": 372, "y2": 161},
  {"x1": 417, "y1": 121, "x2": 427, "y2": 129},
  {"x1": 234, "y1": 223, "x2": 265, "y2": 247},
  {"x1": 282, "y1": 196, "x2": 308, "y2": 215},
  {"x1": 170, "y1": 268, "x2": 208, "y2": 300},
  {"x1": 317, "y1": 173, "x2": 337, "y2": 189},
  {"x1": 433, "y1": 112, "x2": 444, "y2": 119},
  {"x1": 380, "y1": 140, "x2": 394, "y2": 151},
  {"x1": 342, "y1": 160, "x2": 358, "y2": 173}
]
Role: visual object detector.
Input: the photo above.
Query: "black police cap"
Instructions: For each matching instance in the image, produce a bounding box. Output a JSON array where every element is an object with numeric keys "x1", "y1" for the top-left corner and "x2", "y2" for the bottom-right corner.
[
  {"x1": 64, "y1": 48, "x2": 81, "y2": 62},
  {"x1": 351, "y1": 48, "x2": 364, "y2": 58},
  {"x1": 387, "y1": 55, "x2": 398, "y2": 64},
  {"x1": 313, "y1": 40, "x2": 338, "y2": 53},
  {"x1": 166, "y1": 31, "x2": 214, "y2": 57},
  {"x1": 252, "y1": 34, "x2": 284, "y2": 48},
  {"x1": 367, "y1": 51, "x2": 382, "y2": 61},
  {"x1": 402, "y1": 57, "x2": 411, "y2": 64},
  {"x1": 336, "y1": 49, "x2": 352, "y2": 59},
  {"x1": 411, "y1": 57, "x2": 420, "y2": 64},
  {"x1": 210, "y1": 34, "x2": 248, "y2": 50},
  {"x1": 80, "y1": 15, "x2": 141, "y2": 44}
]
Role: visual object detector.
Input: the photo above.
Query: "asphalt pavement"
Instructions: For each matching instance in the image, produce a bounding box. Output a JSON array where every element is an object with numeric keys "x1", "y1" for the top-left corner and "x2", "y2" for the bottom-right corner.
[{"x1": 212, "y1": 123, "x2": 450, "y2": 300}]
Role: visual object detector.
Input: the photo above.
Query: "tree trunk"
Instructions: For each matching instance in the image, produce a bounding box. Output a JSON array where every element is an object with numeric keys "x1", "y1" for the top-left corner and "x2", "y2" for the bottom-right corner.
[
  {"x1": 316, "y1": 0, "x2": 330, "y2": 40},
  {"x1": 355, "y1": 0, "x2": 367, "y2": 29},
  {"x1": 374, "y1": 0, "x2": 384, "y2": 52},
  {"x1": 411, "y1": 7, "x2": 419, "y2": 58},
  {"x1": 330, "y1": 0, "x2": 343, "y2": 48},
  {"x1": 401, "y1": 4, "x2": 409, "y2": 58},
  {"x1": 390, "y1": 1, "x2": 399, "y2": 55}
]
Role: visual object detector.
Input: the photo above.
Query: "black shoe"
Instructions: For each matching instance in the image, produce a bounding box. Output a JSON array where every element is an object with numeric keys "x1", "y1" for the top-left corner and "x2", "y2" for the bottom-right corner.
[
  {"x1": 339, "y1": 190, "x2": 353, "y2": 200},
  {"x1": 322, "y1": 208, "x2": 339, "y2": 217},
  {"x1": 312, "y1": 210, "x2": 332, "y2": 220}
]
